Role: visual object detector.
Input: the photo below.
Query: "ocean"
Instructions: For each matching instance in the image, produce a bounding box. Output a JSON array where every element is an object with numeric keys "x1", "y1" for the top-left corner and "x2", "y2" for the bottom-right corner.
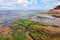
[
  {"x1": 0, "y1": 10, "x2": 43, "y2": 27},
  {"x1": 0, "y1": 10, "x2": 42, "y2": 21}
]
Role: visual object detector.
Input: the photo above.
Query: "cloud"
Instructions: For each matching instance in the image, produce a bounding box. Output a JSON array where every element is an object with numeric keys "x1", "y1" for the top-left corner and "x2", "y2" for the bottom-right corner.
[
  {"x1": 41, "y1": 0, "x2": 56, "y2": 2},
  {"x1": 40, "y1": 0, "x2": 60, "y2": 9},
  {"x1": 0, "y1": 0, "x2": 16, "y2": 6},
  {"x1": 17, "y1": 0, "x2": 37, "y2": 6},
  {"x1": 0, "y1": 0, "x2": 37, "y2": 7},
  {"x1": 0, "y1": 0, "x2": 60, "y2": 10},
  {"x1": 0, "y1": 0, "x2": 4, "y2": 3},
  {"x1": 17, "y1": 0, "x2": 23, "y2": 4},
  {"x1": 0, "y1": 0, "x2": 37, "y2": 10}
]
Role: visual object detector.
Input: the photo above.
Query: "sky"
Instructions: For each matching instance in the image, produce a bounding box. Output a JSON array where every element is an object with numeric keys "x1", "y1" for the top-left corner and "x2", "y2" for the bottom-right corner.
[{"x1": 0, "y1": 0, "x2": 60, "y2": 10}]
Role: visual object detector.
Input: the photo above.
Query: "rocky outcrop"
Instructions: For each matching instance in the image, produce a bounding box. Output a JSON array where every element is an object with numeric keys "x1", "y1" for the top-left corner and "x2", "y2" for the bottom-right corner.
[
  {"x1": 48, "y1": 5, "x2": 60, "y2": 13},
  {"x1": 0, "y1": 27, "x2": 12, "y2": 36},
  {"x1": 54, "y1": 5, "x2": 60, "y2": 10},
  {"x1": 39, "y1": 27, "x2": 60, "y2": 35}
]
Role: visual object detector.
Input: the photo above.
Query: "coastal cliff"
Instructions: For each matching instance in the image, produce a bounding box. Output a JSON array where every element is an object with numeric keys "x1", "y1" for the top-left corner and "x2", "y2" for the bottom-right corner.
[
  {"x1": 54, "y1": 5, "x2": 60, "y2": 10},
  {"x1": 48, "y1": 5, "x2": 60, "y2": 18}
]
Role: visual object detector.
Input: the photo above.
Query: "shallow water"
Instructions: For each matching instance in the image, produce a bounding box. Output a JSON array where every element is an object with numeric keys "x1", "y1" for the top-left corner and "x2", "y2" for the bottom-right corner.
[
  {"x1": 0, "y1": 10, "x2": 36, "y2": 21},
  {"x1": 0, "y1": 10, "x2": 41, "y2": 27}
]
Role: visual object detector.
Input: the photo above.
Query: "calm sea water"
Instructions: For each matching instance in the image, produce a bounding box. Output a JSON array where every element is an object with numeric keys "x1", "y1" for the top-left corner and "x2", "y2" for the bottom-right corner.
[
  {"x1": 0, "y1": 10, "x2": 43, "y2": 27},
  {"x1": 0, "y1": 10, "x2": 42, "y2": 21},
  {"x1": 1, "y1": 10, "x2": 59, "y2": 27}
]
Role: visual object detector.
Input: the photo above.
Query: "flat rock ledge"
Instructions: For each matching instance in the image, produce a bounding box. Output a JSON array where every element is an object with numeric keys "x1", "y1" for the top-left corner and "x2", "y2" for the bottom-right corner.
[{"x1": 39, "y1": 27, "x2": 60, "y2": 35}]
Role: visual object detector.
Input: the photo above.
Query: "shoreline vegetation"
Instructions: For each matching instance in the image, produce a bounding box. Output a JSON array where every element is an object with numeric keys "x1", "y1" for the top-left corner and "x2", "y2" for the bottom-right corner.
[
  {"x1": 0, "y1": 5, "x2": 60, "y2": 40},
  {"x1": 0, "y1": 19, "x2": 60, "y2": 40}
]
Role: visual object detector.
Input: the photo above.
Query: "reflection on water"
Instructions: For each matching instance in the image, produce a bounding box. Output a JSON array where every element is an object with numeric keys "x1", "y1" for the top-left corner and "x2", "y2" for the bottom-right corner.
[
  {"x1": 0, "y1": 10, "x2": 41, "y2": 27},
  {"x1": 0, "y1": 10, "x2": 36, "y2": 21}
]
